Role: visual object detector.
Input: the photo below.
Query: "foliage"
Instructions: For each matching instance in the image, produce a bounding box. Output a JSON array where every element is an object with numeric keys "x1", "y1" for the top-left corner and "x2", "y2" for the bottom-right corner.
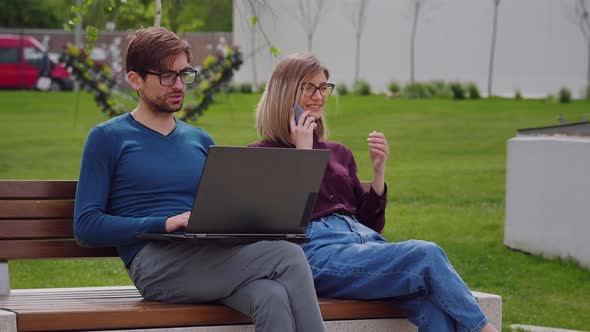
[
  {"x1": 426, "y1": 80, "x2": 452, "y2": 98},
  {"x1": 544, "y1": 94, "x2": 555, "y2": 103},
  {"x1": 59, "y1": 43, "x2": 122, "y2": 115},
  {"x1": 0, "y1": 0, "x2": 70, "y2": 29},
  {"x1": 465, "y1": 82, "x2": 481, "y2": 99},
  {"x1": 238, "y1": 82, "x2": 253, "y2": 94},
  {"x1": 181, "y1": 47, "x2": 244, "y2": 121},
  {"x1": 585, "y1": 84, "x2": 590, "y2": 100},
  {"x1": 449, "y1": 82, "x2": 466, "y2": 100},
  {"x1": 61, "y1": 0, "x2": 233, "y2": 33},
  {"x1": 59, "y1": 43, "x2": 243, "y2": 121},
  {"x1": 387, "y1": 81, "x2": 401, "y2": 95},
  {"x1": 353, "y1": 79, "x2": 371, "y2": 96},
  {"x1": 402, "y1": 82, "x2": 430, "y2": 99},
  {"x1": 514, "y1": 89, "x2": 522, "y2": 100},
  {"x1": 257, "y1": 81, "x2": 267, "y2": 93},
  {"x1": 336, "y1": 83, "x2": 349, "y2": 96},
  {"x1": 558, "y1": 86, "x2": 572, "y2": 103}
]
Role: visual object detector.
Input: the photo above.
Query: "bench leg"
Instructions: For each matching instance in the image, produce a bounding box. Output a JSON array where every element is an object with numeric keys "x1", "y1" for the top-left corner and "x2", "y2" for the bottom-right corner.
[
  {"x1": 0, "y1": 261, "x2": 9, "y2": 295},
  {"x1": 0, "y1": 310, "x2": 17, "y2": 332}
]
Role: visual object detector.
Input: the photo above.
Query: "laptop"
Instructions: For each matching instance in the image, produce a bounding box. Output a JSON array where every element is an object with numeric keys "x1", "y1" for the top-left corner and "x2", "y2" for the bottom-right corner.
[{"x1": 138, "y1": 145, "x2": 330, "y2": 243}]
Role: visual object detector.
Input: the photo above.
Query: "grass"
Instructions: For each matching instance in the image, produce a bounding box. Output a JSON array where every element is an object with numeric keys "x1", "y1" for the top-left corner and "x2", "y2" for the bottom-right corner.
[{"x1": 1, "y1": 91, "x2": 589, "y2": 331}]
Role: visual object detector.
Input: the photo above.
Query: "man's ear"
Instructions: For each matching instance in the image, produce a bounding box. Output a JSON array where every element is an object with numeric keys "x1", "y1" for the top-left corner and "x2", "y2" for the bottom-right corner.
[{"x1": 127, "y1": 71, "x2": 142, "y2": 91}]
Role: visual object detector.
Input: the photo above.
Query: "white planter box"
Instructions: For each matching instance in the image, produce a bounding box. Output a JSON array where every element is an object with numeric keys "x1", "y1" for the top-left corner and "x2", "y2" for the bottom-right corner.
[{"x1": 504, "y1": 136, "x2": 590, "y2": 269}]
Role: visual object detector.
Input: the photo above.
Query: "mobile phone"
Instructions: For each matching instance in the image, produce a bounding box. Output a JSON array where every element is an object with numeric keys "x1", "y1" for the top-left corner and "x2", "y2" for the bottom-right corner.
[{"x1": 294, "y1": 103, "x2": 305, "y2": 124}]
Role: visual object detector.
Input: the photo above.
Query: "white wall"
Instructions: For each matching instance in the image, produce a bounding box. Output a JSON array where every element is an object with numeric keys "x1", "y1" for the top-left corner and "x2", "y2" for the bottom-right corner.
[{"x1": 233, "y1": 0, "x2": 588, "y2": 98}]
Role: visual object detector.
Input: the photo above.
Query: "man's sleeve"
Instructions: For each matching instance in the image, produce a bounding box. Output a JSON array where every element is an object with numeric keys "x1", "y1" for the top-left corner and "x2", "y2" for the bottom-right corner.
[{"x1": 73, "y1": 126, "x2": 166, "y2": 247}]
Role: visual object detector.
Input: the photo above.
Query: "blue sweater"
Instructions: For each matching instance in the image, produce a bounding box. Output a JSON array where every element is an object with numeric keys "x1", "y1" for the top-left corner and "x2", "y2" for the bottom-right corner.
[{"x1": 74, "y1": 113, "x2": 215, "y2": 267}]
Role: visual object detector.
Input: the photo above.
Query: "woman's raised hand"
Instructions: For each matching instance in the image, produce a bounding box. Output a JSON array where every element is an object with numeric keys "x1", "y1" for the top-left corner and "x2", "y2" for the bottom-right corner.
[{"x1": 368, "y1": 131, "x2": 389, "y2": 177}]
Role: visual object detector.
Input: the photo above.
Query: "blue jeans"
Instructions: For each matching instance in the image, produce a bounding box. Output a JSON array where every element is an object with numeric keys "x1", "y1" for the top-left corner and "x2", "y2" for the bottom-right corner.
[{"x1": 302, "y1": 214, "x2": 488, "y2": 332}]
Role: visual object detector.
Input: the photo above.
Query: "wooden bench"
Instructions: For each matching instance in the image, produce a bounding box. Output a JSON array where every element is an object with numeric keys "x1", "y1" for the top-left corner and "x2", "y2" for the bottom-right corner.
[{"x1": 0, "y1": 180, "x2": 502, "y2": 331}]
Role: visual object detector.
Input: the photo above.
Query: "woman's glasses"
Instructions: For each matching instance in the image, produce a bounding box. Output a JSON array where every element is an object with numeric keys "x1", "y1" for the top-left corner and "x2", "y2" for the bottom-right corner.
[{"x1": 298, "y1": 82, "x2": 335, "y2": 97}]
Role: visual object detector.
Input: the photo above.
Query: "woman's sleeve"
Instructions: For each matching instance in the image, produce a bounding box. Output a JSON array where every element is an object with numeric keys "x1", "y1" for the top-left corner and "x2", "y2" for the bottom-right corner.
[{"x1": 346, "y1": 148, "x2": 388, "y2": 233}]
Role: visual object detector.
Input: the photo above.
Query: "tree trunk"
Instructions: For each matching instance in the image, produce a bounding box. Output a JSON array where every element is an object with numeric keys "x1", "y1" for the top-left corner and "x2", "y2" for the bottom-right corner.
[
  {"x1": 154, "y1": 0, "x2": 162, "y2": 27},
  {"x1": 586, "y1": 38, "x2": 590, "y2": 89},
  {"x1": 488, "y1": 0, "x2": 500, "y2": 97},
  {"x1": 354, "y1": 1, "x2": 367, "y2": 83},
  {"x1": 354, "y1": 32, "x2": 360, "y2": 83},
  {"x1": 251, "y1": 25, "x2": 258, "y2": 90},
  {"x1": 410, "y1": 1, "x2": 421, "y2": 84}
]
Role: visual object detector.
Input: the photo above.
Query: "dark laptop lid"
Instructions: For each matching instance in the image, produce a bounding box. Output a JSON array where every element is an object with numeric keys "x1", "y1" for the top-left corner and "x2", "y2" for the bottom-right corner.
[{"x1": 185, "y1": 146, "x2": 330, "y2": 235}]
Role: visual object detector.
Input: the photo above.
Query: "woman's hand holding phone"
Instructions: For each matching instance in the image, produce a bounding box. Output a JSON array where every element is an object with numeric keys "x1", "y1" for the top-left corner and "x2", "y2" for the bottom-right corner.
[{"x1": 290, "y1": 103, "x2": 316, "y2": 149}]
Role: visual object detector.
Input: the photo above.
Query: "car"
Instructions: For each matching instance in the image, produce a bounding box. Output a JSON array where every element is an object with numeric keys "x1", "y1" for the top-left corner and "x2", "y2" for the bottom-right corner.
[{"x1": 0, "y1": 34, "x2": 74, "y2": 91}]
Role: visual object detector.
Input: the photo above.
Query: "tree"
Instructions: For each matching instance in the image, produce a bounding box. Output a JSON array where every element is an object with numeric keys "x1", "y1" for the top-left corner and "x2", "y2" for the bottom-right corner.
[
  {"x1": 296, "y1": 0, "x2": 327, "y2": 51},
  {"x1": 487, "y1": 0, "x2": 501, "y2": 97},
  {"x1": 343, "y1": 0, "x2": 370, "y2": 84},
  {"x1": 0, "y1": 0, "x2": 68, "y2": 29},
  {"x1": 571, "y1": 0, "x2": 590, "y2": 89},
  {"x1": 409, "y1": 0, "x2": 425, "y2": 84}
]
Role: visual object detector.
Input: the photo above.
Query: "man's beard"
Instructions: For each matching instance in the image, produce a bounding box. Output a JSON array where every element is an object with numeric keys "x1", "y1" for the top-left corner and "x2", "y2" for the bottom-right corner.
[
  {"x1": 141, "y1": 89, "x2": 184, "y2": 114},
  {"x1": 146, "y1": 98, "x2": 184, "y2": 114}
]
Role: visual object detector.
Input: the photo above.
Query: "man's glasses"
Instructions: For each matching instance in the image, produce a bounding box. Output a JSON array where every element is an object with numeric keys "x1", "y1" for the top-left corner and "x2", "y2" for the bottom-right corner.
[
  {"x1": 143, "y1": 68, "x2": 198, "y2": 86},
  {"x1": 299, "y1": 82, "x2": 335, "y2": 97}
]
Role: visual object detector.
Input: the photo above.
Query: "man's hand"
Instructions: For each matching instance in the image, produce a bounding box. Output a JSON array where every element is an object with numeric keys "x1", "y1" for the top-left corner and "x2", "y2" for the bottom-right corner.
[
  {"x1": 165, "y1": 211, "x2": 191, "y2": 233},
  {"x1": 290, "y1": 110, "x2": 317, "y2": 149}
]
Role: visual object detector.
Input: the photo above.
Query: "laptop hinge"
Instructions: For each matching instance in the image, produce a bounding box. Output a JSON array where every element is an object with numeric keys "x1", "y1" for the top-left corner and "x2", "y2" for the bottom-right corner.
[{"x1": 286, "y1": 234, "x2": 305, "y2": 238}]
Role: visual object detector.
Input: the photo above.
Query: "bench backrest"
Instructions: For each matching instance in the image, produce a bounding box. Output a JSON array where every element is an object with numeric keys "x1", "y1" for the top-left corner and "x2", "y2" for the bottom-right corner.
[
  {"x1": 0, "y1": 180, "x2": 372, "y2": 293},
  {"x1": 0, "y1": 179, "x2": 372, "y2": 261},
  {"x1": 0, "y1": 180, "x2": 118, "y2": 261}
]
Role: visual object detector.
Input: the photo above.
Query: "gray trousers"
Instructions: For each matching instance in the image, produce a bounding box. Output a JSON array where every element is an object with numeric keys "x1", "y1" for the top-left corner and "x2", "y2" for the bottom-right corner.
[{"x1": 128, "y1": 240, "x2": 326, "y2": 332}]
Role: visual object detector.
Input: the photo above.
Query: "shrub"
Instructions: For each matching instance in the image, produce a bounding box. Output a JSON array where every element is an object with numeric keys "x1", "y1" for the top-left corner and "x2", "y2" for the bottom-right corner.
[
  {"x1": 585, "y1": 84, "x2": 590, "y2": 100},
  {"x1": 353, "y1": 79, "x2": 371, "y2": 96},
  {"x1": 402, "y1": 82, "x2": 429, "y2": 99},
  {"x1": 466, "y1": 82, "x2": 481, "y2": 99},
  {"x1": 558, "y1": 86, "x2": 572, "y2": 103},
  {"x1": 387, "y1": 81, "x2": 401, "y2": 96},
  {"x1": 544, "y1": 94, "x2": 554, "y2": 103},
  {"x1": 223, "y1": 82, "x2": 238, "y2": 93},
  {"x1": 426, "y1": 80, "x2": 452, "y2": 98},
  {"x1": 449, "y1": 82, "x2": 466, "y2": 100},
  {"x1": 257, "y1": 81, "x2": 266, "y2": 93},
  {"x1": 336, "y1": 83, "x2": 349, "y2": 96},
  {"x1": 239, "y1": 82, "x2": 253, "y2": 94},
  {"x1": 514, "y1": 89, "x2": 522, "y2": 100}
]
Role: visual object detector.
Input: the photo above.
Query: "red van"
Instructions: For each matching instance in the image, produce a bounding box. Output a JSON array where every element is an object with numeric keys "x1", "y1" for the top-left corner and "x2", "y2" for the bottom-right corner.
[{"x1": 0, "y1": 34, "x2": 73, "y2": 91}]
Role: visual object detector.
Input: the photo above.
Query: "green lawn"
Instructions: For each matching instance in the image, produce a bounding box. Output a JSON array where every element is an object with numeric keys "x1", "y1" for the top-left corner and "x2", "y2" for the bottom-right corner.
[{"x1": 1, "y1": 91, "x2": 589, "y2": 331}]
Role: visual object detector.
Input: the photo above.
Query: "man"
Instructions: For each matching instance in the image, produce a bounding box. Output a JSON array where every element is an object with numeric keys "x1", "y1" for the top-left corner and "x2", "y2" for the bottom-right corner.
[{"x1": 74, "y1": 27, "x2": 325, "y2": 332}]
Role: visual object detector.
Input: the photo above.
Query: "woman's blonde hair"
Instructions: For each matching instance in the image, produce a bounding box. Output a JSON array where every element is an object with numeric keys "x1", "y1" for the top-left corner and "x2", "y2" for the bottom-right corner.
[{"x1": 256, "y1": 53, "x2": 329, "y2": 145}]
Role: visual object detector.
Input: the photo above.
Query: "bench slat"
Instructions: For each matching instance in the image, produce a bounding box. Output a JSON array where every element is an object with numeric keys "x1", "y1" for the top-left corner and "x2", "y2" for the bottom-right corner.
[
  {"x1": 0, "y1": 240, "x2": 118, "y2": 259},
  {"x1": 0, "y1": 219, "x2": 73, "y2": 239},
  {"x1": 0, "y1": 200, "x2": 74, "y2": 219},
  {"x1": 0, "y1": 181, "x2": 76, "y2": 199},
  {"x1": 0, "y1": 287, "x2": 405, "y2": 331}
]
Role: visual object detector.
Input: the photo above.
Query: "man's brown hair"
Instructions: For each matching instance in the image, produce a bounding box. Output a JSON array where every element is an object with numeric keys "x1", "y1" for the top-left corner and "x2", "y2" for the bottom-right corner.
[{"x1": 125, "y1": 27, "x2": 192, "y2": 79}]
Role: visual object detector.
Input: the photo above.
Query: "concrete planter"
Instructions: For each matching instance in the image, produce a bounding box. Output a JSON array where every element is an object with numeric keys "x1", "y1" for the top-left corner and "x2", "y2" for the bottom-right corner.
[{"x1": 504, "y1": 135, "x2": 590, "y2": 269}]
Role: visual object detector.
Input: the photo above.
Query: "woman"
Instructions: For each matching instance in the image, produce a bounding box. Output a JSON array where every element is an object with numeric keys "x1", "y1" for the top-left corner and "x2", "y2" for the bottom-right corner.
[{"x1": 250, "y1": 53, "x2": 499, "y2": 332}]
